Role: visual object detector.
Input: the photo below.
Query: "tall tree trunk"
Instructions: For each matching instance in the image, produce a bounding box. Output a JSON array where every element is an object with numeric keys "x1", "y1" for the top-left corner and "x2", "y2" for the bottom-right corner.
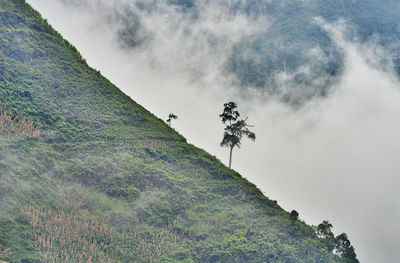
[{"x1": 229, "y1": 146, "x2": 233, "y2": 169}]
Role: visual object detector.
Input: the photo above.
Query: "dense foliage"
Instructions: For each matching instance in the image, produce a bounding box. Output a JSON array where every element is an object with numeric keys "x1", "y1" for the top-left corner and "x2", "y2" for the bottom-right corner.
[{"x1": 0, "y1": 1, "x2": 358, "y2": 262}]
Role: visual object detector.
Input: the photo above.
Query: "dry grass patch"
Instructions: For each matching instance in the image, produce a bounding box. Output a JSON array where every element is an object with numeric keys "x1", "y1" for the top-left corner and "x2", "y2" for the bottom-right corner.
[
  {"x1": 20, "y1": 205, "x2": 115, "y2": 263},
  {"x1": 0, "y1": 105, "x2": 41, "y2": 138},
  {"x1": 20, "y1": 173, "x2": 186, "y2": 262}
]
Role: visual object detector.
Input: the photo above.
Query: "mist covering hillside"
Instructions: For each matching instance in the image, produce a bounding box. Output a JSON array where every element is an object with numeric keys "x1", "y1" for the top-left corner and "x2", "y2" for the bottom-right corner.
[
  {"x1": 2, "y1": 0, "x2": 400, "y2": 262},
  {"x1": 0, "y1": 0, "x2": 364, "y2": 262},
  {"x1": 24, "y1": 0, "x2": 400, "y2": 262}
]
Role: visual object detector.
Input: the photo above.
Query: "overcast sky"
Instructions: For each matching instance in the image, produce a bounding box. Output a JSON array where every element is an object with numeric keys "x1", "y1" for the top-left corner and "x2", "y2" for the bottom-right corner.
[{"x1": 26, "y1": 1, "x2": 400, "y2": 262}]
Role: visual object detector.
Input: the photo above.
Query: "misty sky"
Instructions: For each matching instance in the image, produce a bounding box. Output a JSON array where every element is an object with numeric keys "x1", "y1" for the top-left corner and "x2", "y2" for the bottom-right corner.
[{"x1": 26, "y1": 1, "x2": 400, "y2": 262}]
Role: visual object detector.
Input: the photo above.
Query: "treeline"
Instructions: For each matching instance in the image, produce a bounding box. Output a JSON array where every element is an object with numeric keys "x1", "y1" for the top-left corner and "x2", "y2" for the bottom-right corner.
[{"x1": 315, "y1": 220, "x2": 358, "y2": 263}]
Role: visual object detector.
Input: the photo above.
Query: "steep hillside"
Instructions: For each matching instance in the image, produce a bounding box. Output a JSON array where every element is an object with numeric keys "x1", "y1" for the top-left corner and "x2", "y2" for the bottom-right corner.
[{"x1": 0, "y1": 1, "x2": 357, "y2": 262}]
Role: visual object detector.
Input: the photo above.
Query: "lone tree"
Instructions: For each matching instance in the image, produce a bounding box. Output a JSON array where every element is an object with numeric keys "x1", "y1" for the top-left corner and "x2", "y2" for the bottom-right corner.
[
  {"x1": 166, "y1": 113, "x2": 178, "y2": 127},
  {"x1": 219, "y1": 102, "x2": 255, "y2": 169}
]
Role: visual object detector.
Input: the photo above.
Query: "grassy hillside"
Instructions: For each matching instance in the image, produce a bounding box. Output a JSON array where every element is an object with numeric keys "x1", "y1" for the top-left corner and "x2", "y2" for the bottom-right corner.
[{"x1": 0, "y1": 1, "x2": 357, "y2": 262}]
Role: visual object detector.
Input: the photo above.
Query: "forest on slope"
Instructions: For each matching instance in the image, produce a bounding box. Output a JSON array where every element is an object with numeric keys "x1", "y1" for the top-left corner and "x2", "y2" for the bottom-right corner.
[{"x1": 0, "y1": 0, "x2": 358, "y2": 262}]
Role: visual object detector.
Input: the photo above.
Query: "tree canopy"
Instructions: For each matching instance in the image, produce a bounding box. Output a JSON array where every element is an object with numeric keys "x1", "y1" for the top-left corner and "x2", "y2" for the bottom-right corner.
[{"x1": 219, "y1": 102, "x2": 255, "y2": 168}]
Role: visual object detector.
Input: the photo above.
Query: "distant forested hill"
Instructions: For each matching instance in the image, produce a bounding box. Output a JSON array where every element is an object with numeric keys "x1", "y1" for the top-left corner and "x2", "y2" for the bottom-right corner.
[{"x1": 61, "y1": 0, "x2": 400, "y2": 104}]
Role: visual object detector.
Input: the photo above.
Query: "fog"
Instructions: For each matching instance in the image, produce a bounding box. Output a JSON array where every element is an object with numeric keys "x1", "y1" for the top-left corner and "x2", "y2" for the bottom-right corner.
[{"x1": 26, "y1": 0, "x2": 400, "y2": 262}]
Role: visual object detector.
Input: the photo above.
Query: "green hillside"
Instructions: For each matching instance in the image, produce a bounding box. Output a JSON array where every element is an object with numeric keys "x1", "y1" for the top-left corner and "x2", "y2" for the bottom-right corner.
[{"x1": 0, "y1": 1, "x2": 357, "y2": 262}]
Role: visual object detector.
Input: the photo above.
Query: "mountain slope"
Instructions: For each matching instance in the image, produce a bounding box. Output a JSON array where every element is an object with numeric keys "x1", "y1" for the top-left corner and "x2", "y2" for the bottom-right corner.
[{"x1": 0, "y1": 1, "x2": 357, "y2": 262}]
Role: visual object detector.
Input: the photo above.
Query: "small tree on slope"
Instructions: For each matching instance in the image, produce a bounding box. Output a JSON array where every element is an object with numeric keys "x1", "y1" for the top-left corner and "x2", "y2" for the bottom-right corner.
[
  {"x1": 219, "y1": 102, "x2": 255, "y2": 169},
  {"x1": 166, "y1": 113, "x2": 178, "y2": 127}
]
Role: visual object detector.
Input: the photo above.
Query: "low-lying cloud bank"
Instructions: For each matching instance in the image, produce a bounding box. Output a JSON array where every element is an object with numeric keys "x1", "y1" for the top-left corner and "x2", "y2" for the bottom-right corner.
[{"x1": 27, "y1": 0, "x2": 400, "y2": 262}]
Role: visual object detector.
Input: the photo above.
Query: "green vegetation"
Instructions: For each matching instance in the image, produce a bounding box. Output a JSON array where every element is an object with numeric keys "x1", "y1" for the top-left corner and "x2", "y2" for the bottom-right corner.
[{"x1": 0, "y1": 0, "x2": 358, "y2": 262}]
